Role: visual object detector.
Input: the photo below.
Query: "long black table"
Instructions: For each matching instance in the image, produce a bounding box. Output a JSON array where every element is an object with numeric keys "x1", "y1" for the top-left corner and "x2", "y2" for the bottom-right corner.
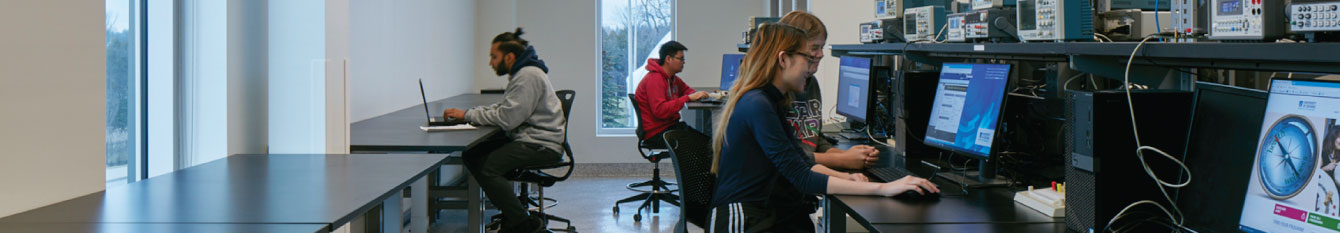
[
  {"x1": 872, "y1": 222, "x2": 1067, "y2": 233},
  {"x1": 349, "y1": 93, "x2": 505, "y2": 233},
  {"x1": 350, "y1": 94, "x2": 503, "y2": 152},
  {"x1": 822, "y1": 140, "x2": 1064, "y2": 233},
  {"x1": 0, "y1": 154, "x2": 447, "y2": 233},
  {"x1": 0, "y1": 223, "x2": 328, "y2": 233}
]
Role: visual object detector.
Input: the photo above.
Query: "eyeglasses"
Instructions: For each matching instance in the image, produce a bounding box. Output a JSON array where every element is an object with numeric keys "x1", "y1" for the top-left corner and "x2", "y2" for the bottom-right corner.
[
  {"x1": 672, "y1": 56, "x2": 686, "y2": 62},
  {"x1": 789, "y1": 52, "x2": 819, "y2": 65}
]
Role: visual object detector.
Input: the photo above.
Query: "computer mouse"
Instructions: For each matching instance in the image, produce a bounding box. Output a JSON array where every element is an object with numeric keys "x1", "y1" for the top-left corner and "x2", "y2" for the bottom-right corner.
[{"x1": 895, "y1": 190, "x2": 941, "y2": 201}]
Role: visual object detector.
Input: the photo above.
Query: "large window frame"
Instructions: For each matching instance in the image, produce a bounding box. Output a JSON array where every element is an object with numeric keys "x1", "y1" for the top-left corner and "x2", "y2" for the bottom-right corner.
[
  {"x1": 106, "y1": 0, "x2": 148, "y2": 187},
  {"x1": 596, "y1": 0, "x2": 677, "y2": 136}
]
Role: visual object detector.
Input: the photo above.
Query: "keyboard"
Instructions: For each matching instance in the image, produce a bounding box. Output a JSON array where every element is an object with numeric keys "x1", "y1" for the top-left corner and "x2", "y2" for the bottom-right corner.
[
  {"x1": 868, "y1": 167, "x2": 910, "y2": 182},
  {"x1": 839, "y1": 132, "x2": 871, "y2": 140}
]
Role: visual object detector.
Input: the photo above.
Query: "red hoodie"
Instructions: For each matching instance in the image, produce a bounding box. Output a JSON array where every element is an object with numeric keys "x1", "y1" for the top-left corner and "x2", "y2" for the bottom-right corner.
[{"x1": 634, "y1": 58, "x2": 697, "y2": 139}]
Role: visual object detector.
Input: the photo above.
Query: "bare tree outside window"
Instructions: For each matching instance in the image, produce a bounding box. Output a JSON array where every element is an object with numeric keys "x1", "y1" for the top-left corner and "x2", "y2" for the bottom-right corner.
[
  {"x1": 106, "y1": 0, "x2": 139, "y2": 187},
  {"x1": 599, "y1": 0, "x2": 674, "y2": 134}
]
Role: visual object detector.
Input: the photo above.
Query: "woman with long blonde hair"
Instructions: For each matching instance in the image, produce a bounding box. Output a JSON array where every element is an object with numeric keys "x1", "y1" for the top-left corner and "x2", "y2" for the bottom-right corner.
[{"x1": 708, "y1": 23, "x2": 939, "y2": 233}]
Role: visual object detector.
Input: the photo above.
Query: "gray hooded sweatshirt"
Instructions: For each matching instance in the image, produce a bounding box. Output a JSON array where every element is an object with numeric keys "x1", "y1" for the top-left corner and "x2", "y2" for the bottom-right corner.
[{"x1": 464, "y1": 46, "x2": 566, "y2": 153}]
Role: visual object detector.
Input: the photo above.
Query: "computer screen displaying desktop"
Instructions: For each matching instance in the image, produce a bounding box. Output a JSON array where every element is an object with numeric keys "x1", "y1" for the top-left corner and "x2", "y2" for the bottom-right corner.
[
  {"x1": 923, "y1": 63, "x2": 1010, "y2": 158},
  {"x1": 922, "y1": 63, "x2": 1010, "y2": 186},
  {"x1": 1239, "y1": 79, "x2": 1340, "y2": 233},
  {"x1": 836, "y1": 56, "x2": 872, "y2": 123},
  {"x1": 719, "y1": 54, "x2": 746, "y2": 90}
]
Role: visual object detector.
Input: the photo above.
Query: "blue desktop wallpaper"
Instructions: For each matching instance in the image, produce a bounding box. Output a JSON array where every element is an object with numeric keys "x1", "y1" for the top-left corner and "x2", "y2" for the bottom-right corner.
[{"x1": 927, "y1": 63, "x2": 1010, "y2": 157}]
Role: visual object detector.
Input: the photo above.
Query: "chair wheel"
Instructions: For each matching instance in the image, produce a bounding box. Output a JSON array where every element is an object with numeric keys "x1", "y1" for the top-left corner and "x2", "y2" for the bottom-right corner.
[
  {"x1": 612, "y1": 206, "x2": 619, "y2": 214},
  {"x1": 633, "y1": 214, "x2": 642, "y2": 221}
]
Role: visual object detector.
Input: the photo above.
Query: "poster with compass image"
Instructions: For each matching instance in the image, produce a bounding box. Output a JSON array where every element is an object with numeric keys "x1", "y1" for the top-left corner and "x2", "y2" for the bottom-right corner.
[{"x1": 1240, "y1": 79, "x2": 1340, "y2": 233}]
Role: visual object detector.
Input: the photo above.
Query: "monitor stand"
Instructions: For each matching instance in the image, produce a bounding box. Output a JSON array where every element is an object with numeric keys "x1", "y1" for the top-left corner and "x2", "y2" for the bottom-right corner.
[{"x1": 934, "y1": 159, "x2": 1011, "y2": 189}]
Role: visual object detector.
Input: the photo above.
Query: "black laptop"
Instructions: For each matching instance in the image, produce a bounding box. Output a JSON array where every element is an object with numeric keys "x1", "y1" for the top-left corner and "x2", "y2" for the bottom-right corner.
[{"x1": 420, "y1": 79, "x2": 466, "y2": 126}]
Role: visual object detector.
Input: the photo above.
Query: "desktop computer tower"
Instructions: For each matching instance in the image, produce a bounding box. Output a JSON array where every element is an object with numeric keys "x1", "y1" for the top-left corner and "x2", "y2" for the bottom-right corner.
[{"x1": 1064, "y1": 90, "x2": 1193, "y2": 232}]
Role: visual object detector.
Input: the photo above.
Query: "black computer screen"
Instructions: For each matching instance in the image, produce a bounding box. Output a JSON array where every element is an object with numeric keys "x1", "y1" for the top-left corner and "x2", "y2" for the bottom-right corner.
[
  {"x1": 1018, "y1": 0, "x2": 1037, "y2": 30},
  {"x1": 1178, "y1": 82, "x2": 1266, "y2": 233}
]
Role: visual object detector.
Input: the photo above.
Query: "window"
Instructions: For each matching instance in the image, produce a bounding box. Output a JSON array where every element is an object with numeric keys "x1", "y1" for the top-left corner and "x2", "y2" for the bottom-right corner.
[
  {"x1": 598, "y1": 0, "x2": 675, "y2": 136},
  {"x1": 106, "y1": 0, "x2": 143, "y2": 187}
]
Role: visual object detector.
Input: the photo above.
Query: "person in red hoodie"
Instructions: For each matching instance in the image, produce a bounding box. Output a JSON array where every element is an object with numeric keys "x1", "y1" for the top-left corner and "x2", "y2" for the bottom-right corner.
[{"x1": 634, "y1": 41, "x2": 708, "y2": 148}]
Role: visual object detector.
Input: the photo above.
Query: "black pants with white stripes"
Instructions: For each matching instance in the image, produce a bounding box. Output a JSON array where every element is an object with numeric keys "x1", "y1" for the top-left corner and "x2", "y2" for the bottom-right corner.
[{"x1": 711, "y1": 202, "x2": 816, "y2": 233}]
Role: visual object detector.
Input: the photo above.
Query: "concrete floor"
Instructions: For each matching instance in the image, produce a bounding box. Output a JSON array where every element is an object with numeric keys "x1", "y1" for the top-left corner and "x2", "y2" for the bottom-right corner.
[{"x1": 431, "y1": 176, "x2": 705, "y2": 233}]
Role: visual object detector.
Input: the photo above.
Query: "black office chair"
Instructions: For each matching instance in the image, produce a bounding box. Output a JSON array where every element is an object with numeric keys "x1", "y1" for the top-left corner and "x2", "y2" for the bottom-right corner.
[
  {"x1": 614, "y1": 94, "x2": 681, "y2": 221},
  {"x1": 663, "y1": 129, "x2": 716, "y2": 233},
  {"x1": 487, "y1": 90, "x2": 578, "y2": 232}
]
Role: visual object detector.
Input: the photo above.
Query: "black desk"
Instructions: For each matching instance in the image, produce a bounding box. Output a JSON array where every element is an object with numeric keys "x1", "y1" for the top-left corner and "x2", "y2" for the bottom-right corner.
[
  {"x1": 822, "y1": 140, "x2": 1063, "y2": 233},
  {"x1": 0, "y1": 154, "x2": 446, "y2": 233},
  {"x1": 0, "y1": 223, "x2": 328, "y2": 233},
  {"x1": 348, "y1": 93, "x2": 505, "y2": 233},
  {"x1": 828, "y1": 188, "x2": 1061, "y2": 224},
  {"x1": 350, "y1": 94, "x2": 503, "y2": 152},
  {"x1": 872, "y1": 223, "x2": 1067, "y2": 233}
]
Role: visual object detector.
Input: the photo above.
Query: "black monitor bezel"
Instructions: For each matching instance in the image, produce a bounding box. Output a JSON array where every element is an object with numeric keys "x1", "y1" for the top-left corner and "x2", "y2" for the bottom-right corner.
[
  {"x1": 920, "y1": 62, "x2": 1013, "y2": 160},
  {"x1": 1179, "y1": 81, "x2": 1267, "y2": 233}
]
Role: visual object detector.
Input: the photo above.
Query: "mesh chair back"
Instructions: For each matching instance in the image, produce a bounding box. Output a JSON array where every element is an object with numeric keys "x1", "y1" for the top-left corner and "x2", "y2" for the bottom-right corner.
[
  {"x1": 555, "y1": 90, "x2": 575, "y2": 158},
  {"x1": 626, "y1": 94, "x2": 648, "y2": 139},
  {"x1": 552, "y1": 90, "x2": 576, "y2": 181},
  {"x1": 663, "y1": 129, "x2": 716, "y2": 228}
]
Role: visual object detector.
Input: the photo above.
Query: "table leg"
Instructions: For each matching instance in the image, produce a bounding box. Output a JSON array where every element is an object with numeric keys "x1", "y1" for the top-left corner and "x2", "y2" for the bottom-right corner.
[
  {"x1": 411, "y1": 177, "x2": 428, "y2": 233},
  {"x1": 697, "y1": 109, "x2": 713, "y2": 135},
  {"x1": 823, "y1": 195, "x2": 847, "y2": 233},
  {"x1": 365, "y1": 204, "x2": 382, "y2": 233},
  {"x1": 383, "y1": 192, "x2": 403, "y2": 233},
  {"x1": 468, "y1": 173, "x2": 483, "y2": 233}
]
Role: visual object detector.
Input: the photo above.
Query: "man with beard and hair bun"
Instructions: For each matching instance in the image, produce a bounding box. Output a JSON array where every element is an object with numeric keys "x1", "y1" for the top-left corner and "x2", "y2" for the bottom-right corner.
[{"x1": 442, "y1": 28, "x2": 566, "y2": 233}]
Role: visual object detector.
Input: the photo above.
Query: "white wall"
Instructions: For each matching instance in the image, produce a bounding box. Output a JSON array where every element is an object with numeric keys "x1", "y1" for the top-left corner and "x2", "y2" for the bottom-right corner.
[
  {"x1": 227, "y1": 0, "x2": 269, "y2": 156},
  {"x1": 473, "y1": 0, "x2": 516, "y2": 91},
  {"x1": 269, "y1": 0, "x2": 328, "y2": 153},
  {"x1": 475, "y1": 0, "x2": 763, "y2": 163},
  {"x1": 812, "y1": 0, "x2": 873, "y2": 123},
  {"x1": 0, "y1": 1, "x2": 105, "y2": 217},
  {"x1": 326, "y1": 0, "x2": 350, "y2": 154},
  {"x1": 351, "y1": 0, "x2": 477, "y2": 123},
  {"x1": 676, "y1": 0, "x2": 766, "y2": 89},
  {"x1": 180, "y1": 0, "x2": 229, "y2": 167},
  {"x1": 147, "y1": 0, "x2": 176, "y2": 177}
]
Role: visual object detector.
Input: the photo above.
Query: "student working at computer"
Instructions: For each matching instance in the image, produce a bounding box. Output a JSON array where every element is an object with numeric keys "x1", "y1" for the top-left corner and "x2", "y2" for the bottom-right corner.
[
  {"x1": 737, "y1": 11, "x2": 886, "y2": 232},
  {"x1": 441, "y1": 28, "x2": 566, "y2": 233},
  {"x1": 708, "y1": 23, "x2": 939, "y2": 233},
  {"x1": 634, "y1": 41, "x2": 710, "y2": 147},
  {"x1": 778, "y1": 11, "x2": 881, "y2": 171}
]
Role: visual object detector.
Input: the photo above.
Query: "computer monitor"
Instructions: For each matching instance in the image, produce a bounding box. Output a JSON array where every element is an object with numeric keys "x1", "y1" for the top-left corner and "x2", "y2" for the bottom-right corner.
[
  {"x1": 1239, "y1": 79, "x2": 1340, "y2": 233},
  {"x1": 719, "y1": 54, "x2": 746, "y2": 90},
  {"x1": 922, "y1": 63, "x2": 1010, "y2": 159},
  {"x1": 1178, "y1": 82, "x2": 1266, "y2": 233},
  {"x1": 836, "y1": 56, "x2": 873, "y2": 123}
]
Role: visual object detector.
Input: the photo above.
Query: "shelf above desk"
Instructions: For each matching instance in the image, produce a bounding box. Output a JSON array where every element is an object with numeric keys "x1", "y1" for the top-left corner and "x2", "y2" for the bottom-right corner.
[{"x1": 831, "y1": 42, "x2": 1340, "y2": 74}]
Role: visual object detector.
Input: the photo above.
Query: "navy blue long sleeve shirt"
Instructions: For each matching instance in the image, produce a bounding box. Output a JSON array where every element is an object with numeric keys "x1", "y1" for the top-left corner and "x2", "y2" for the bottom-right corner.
[{"x1": 711, "y1": 84, "x2": 829, "y2": 208}]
